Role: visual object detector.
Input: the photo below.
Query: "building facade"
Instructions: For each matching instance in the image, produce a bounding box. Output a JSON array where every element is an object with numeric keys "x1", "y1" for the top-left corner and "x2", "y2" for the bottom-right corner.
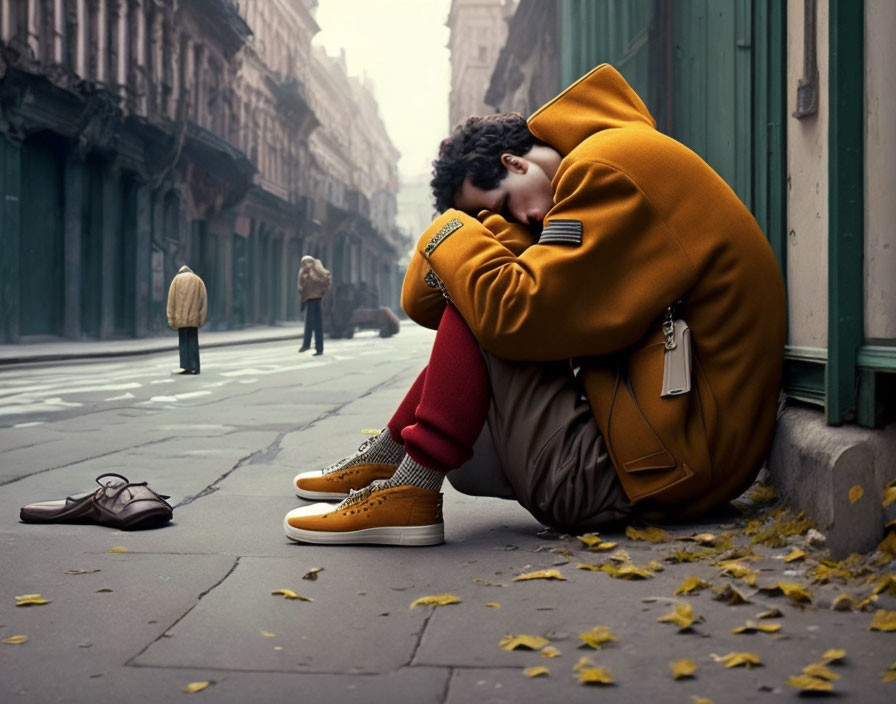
[
  {"x1": 445, "y1": 0, "x2": 513, "y2": 129},
  {"x1": 0, "y1": 0, "x2": 404, "y2": 343}
]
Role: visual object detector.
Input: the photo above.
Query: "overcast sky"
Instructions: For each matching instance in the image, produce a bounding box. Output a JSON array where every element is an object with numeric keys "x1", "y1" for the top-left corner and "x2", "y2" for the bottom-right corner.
[{"x1": 313, "y1": 0, "x2": 452, "y2": 181}]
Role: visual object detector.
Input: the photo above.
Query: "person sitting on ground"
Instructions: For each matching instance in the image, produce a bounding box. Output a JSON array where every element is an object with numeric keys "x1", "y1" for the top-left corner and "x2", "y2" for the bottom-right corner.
[{"x1": 283, "y1": 64, "x2": 786, "y2": 546}]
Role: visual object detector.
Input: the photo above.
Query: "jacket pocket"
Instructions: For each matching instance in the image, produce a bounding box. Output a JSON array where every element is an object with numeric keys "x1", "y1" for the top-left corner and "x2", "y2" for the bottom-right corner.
[{"x1": 602, "y1": 341, "x2": 707, "y2": 504}]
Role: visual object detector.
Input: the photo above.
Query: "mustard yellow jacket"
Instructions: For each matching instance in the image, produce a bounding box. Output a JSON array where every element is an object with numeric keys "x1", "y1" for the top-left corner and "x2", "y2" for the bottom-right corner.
[{"x1": 403, "y1": 65, "x2": 786, "y2": 518}]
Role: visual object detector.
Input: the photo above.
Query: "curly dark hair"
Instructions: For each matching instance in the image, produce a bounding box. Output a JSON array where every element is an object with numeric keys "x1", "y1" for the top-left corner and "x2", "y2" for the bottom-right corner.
[{"x1": 430, "y1": 113, "x2": 540, "y2": 213}]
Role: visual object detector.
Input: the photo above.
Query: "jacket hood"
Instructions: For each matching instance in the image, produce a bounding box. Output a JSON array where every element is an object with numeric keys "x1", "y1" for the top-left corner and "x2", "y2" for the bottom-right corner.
[
  {"x1": 177, "y1": 265, "x2": 193, "y2": 274},
  {"x1": 527, "y1": 64, "x2": 656, "y2": 157}
]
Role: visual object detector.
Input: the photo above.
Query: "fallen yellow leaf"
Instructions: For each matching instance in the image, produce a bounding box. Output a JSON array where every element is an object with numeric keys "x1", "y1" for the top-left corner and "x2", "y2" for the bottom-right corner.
[
  {"x1": 882, "y1": 661, "x2": 896, "y2": 682},
  {"x1": 107, "y1": 546, "x2": 128, "y2": 553},
  {"x1": 713, "y1": 583, "x2": 750, "y2": 605},
  {"x1": 883, "y1": 486, "x2": 896, "y2": 508},
  {"x1": 821, "y1": 648, "x2": 847, "y2": 663},
  {"x1": 271, "y1": 589, "x2": 313, "y2": 601},
  {"x1": 784, "y1": 549, "x2": 806, "y2": 562},
  {"x1": 607, "y1": 549, "x2": 631, "y2": 562},
  {"x1": 576, "y1": 533, "x2": 611, "y2": 550},
  {"x1": 670, "y1": 659, "x2": 698, "y2": 679},
  {"x1": 2, "y1": 635, "x2": 28, "y2": 644},
  {"x1": 646, "y1": 560, "x2": 665, "y2": 572},
  {"x1": 877, "y1": 532, "x2": 896, "y2": 562},
  {"x1": 576, "y1": 563, "x2": 602, "y2": 571},
  {"x1": 540, "y1": 645, "x2": 562, "y2": 658},
  {"x1": 719, "y1": 562, "x2": 757, "y2": 586},
  {"x1": 872, "y1": 575, "x2": 896, "y2": 596},
  {"x1": 485, "y1": 601, "x2": 501, "y2": 609},
  {"x1": 755, "y1": 607, "x2": 783, "y2": 619},
  {"x1": 573, "y1": 656, "x2": 593, "y2": 672},
  {"x1": 831, "y1": 594, "x2": 856, "y2": 611},
  {"x1": 591, "y1": 541, "x2": 617, "y2": 551},
  {"x1": 760, "y1": 582, "x2": 813, "y2": 604},
  {"x1": 676, "y1": 533, "x2": 719, "y2": 546},
  {"x1": 787, "y1": 674, "x2": 834, "y2": 692},
  {"x1": 731, "y1": 620, "x2": 781, "y2": 634},
  {"x1": 710, "y1": 652, "x2": 762, "y2": 668},
  {"x1": 869, "y1": 609, "x2": 896, "y2": 631},
  {"x1": 802, "y1": 663, "x2": 840, "y2": 680},
  {"x1": 603, "y1": 564, "x2": 654, "y2": 580},
  {"x1": 523, "y1": 666, "x2": 550, "y2": 678},
  {"x1": 260, "y1": 630, "x2": 276, "y2": 638},
  {"x1": 666, "y1": 548, "x2": 708, "y2": 564},
  {"x1": 675, "y1": 576, "x2": 710, "y2": 595},
  {"x1": 577, "y1": 666, "x2": 614, "y2": 685},
  {"x1": 182, "y1": 682, "x2": 212, "y2": 693},
  {"x1": 498, "y1": 634, "x2": 549, "y2": 651},
  {"x1": 15, "y1": 594, "x2": 50, "y2": 607},
  {"x1": 513, "y1": 569, "x2": 566, "y2": 582},
  {"x1": 848, "y1": 485, "x2": 864, "y2": 504},
  {"x1": 657, "y1": 603, "x2": 698, "y2": 630},
  {"x1": 692, "y1": 698, "x2": 714, "y2": 704},
  {"x1": 625, "y1": 525, "x2": 670, "y2": 543},
  {"x1": 856, "y1": 594, "x2": 879, "y2": 611},
  {"x1": 409, "y1": 594, "x2": 460, "y2": 608},
  {"x1": 578, "y1": 626, "x2": 618, "y2": 650}
]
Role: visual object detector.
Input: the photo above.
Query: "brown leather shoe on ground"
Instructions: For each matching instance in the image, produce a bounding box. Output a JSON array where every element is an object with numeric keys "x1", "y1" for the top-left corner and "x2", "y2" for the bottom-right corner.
[
  {"x1": 294, "y1": 463, "x2": 398, "y2": 501},
  {"x1": 283, "y1": 484, "x2": 444, "y2": 546}
]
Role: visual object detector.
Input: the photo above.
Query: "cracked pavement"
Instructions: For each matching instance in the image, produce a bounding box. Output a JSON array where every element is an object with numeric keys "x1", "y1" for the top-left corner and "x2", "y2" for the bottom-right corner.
[{"x1": 1, "y1": 326, "x2": 894, "y2": 703}]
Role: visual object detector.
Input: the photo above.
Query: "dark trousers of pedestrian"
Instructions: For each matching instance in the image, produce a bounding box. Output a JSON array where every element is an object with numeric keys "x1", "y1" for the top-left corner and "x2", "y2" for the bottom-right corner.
[
  {"x1": 178, "y1": 326, "x2": 200, "y2": 373},
  {"x1": 302, "y1": 298, "x2": 324, "y2": 354}
]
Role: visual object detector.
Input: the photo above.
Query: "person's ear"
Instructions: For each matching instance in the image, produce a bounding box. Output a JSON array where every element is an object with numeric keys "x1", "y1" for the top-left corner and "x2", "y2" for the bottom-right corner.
[{"x1": 500, "y1": 152, "x2": 528, "y2": 174}]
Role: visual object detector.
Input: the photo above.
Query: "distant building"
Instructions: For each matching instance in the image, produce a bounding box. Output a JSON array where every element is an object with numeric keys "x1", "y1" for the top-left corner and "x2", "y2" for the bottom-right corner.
[
  {"x1": 0, "y1": 0, "x2": 404, "y2": 343},
  {"x1": 446, "y1": 0, "x2": 514, "y2": 129}
]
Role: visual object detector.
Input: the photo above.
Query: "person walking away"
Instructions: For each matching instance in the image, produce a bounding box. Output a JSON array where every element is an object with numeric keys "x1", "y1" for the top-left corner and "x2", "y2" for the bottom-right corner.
[
  {"x1": 166, "y1": 265, "x2": 207, "y2": 374},
  {"x1": 298, "y1": 255, "x2": 331, "y2": 356}
]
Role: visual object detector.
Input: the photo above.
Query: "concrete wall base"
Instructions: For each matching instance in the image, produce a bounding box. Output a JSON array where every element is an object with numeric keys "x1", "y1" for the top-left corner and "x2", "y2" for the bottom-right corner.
[{"x1": 768, "y1": 405, "x2": 896, "y2": 559}]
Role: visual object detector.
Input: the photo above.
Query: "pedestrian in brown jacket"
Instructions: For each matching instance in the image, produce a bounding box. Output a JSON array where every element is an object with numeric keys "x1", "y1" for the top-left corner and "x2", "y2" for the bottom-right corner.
[
  {"x1": 298, "y1": 255, "x2": 331, "y2": 356},
  {"x1": 284, "y1": 64, "x2": 786, "y2": 546},
  {"x1": 167, "y1": 265, "x2": 207, "y2": 375}
]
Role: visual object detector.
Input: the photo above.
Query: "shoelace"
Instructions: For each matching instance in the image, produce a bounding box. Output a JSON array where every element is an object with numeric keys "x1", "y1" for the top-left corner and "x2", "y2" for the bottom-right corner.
[
  {"x1": 93, "y1": 473, "x2": 171, "y2": 507},
  {"x1": 335, "y1": 480, "x2": 387, "y2": 509},
  {"x1": 321, "y1": 432, "x2": 381, "y2": 475}
]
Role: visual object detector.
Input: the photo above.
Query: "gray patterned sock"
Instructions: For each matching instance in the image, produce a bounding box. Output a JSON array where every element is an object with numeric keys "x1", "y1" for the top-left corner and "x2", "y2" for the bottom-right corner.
[
  {"x1": 323, "y1": 428, "x2": 405, "y2": 474},
  {"x1": 379, "y1": 454, "x2": 445, "y2": 492}
]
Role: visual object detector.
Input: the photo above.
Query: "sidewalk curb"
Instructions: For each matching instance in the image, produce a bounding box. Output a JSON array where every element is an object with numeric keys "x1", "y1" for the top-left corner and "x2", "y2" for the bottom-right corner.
[{"x1": 0, "y1": 330, "x2": 302, "y2": 367}]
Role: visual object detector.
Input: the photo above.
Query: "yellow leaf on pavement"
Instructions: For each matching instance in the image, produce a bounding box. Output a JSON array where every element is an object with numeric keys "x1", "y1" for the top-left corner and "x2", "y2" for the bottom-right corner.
[
  {"x1": 719, "y1": 562, "x2": 757, "y2": 586},
  {"x1": 499, "y1": 634, "x2": 549, "y2": 651},
  {"x1": 713, "y1": 583, "x2": 751, "y2": 606},
  {"x1": 831, "y1": 594, "x2": 856, "y2": 611},
  {"x1": 667, "y1": 548, "x2": 708, "y2": 564},
  {"x1": 821, "y1": 649, "x2": 847, "y2": 663},
  {"x1": 692, "y1": 698, "x2": 714, "y2": 704},
  {"x1": 731, "y1": 620, "x2": 781, "y2": 634},
  {"x1": 15, "y1": 594, "x2": 50, "y2": 606},
  {"x1": 872, "y1": 575, "x2": 896, "y2": 596},
  {"x1": 676, "y1": 533, "x2": 719, "y2": 546},
  {"x1": 513, "y1": 569, "x2": 566, "y2": 582},
  {"x1": 658, "y1": 603, "x2": 698, "y2": 630},
  {"x1": 802, "y1": 663, "x2": 840, "y2": 680},
  {"x1": 107, "y1": 546, "x2": 128, "y2": 553},
  {"x1": 578, "y1": 626, "x2": 618, "y2": 650},
  {"x1": 877, "y1": 532, "x2": 896, "y2": 562},
  {"x1": 577, "y1": 667, "x2": 614, "y2": 685},
  {"x1": 409, "y1": 594, "x2": 460, "y2": 608},
  {"x1": 260, "y1": 630, "x2": 276, "y2": 638},
  {"x1": 849, "y1": 485, "x2": 864, "y2": 504},
  {"x1": 271, "y1": 589, "x2": 313, "y2": 602},
  {"x1": 625, "y1": 525, "x2": 670, "y2": 543},
  {"x1": 485, "y1": 601, "x2": 501, "y2": 609},
  {"x1": 787, "y1": 675, "x2": 834, "y2": 692},
  {"x1": 573, "y1": 656, "x2": 593, "y2": 671},
  {"x1": 670, "y1": 659, "x2": 698, "y2": 679},
  {"x1": 711, "y1": 652, "x2": 762, "y2": 668},
  {"x1": 523, "y1": 666, "x2": 550, "y2": 678},
  {"x1": 869, "y1": 609, "x2": 896, "y2": 631},
  {"x1": 540, "y1": 645, "x2": 562, "y2": 658},
  {"x1": 607, "y1": 549, "x2": 631, "y2": 562},
  {"x1": 302, "y1": 567, "x2": 323, "y2": 581},
  {"x1": 182, "y1": 681, "x2": 212, "y2": 693},
  {"x1": 882, "y1": 661, "x2": 896, "y2": 683},
  {"x1": 3, "y1": 635, "x2": 28, "y2": 644},
  {"x1": 856, "y1": 594, "x2": 879, "y2": 611},
  {"x1": 576, "y1": 533, "x2": 616, "y2": 551},
  {"x1": 759, "y1": 582, "x2": 813, "y2": 604},
  {"x1": 784, "y1": 549, "x2": 806, "y2": 562},
  {"x1": 883, "y1": 486, "x2": 896, "y2": 508},
  {"x1": 604, "y1": 564, "x2": 654, "y2": 580},
  {"x1": 675, "y1": 576, "x2": 710, "y2": 595},
  {"x1": 576, "y1": 563, "x2": 602, "y2": 571},
  {"x1": 755, "y1": 607, "x2": 783, "y2": 619}
]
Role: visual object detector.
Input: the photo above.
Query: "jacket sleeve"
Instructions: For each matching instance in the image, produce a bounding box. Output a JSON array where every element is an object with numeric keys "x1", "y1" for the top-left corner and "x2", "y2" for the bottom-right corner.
[
  {"x1": 401, "y1": 211, "x2": 537, "y2": 330},
  {"x1": 421, "y1": 160, "x2": 699, "y2": 360},
  {"x1": 197, "y1": 279, "x2": 208, "y2": 328},
  {"x1": 166, "y1": 279, "x2": 177, "y2": 329}
]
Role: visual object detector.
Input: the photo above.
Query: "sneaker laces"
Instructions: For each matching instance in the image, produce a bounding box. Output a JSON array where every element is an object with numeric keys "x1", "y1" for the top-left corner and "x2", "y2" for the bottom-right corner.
[
  {"x1": 335, "y1": 480, "x2": 387, "y2": 509},
  {"x1": 321, "y1": 432, "x2": 381, "y2": 475}
]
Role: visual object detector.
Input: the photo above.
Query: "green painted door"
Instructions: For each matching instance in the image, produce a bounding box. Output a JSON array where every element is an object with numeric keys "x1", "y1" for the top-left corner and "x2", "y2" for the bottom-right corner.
[{"x1": 20, "y1": 136, "x2": 64, "y2": 337}]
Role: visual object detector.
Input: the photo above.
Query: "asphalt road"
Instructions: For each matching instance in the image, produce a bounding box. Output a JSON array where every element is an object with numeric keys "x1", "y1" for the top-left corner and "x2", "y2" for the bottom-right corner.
[{"x1": 1, "y1": 327, "x2": 894, "y2": 703}]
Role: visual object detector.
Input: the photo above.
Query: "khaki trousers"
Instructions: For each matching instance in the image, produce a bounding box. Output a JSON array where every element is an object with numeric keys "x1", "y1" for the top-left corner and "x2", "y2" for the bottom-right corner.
[{"x1": 447, "y1": 352, "x2": 631, "y2": 532}]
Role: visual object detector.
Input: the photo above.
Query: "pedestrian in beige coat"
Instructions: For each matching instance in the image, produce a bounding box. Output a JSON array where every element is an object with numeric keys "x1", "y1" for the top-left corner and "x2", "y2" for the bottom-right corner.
[
  {"x1": 166, "y1": 265, "x2": 207, "y2": 374},
  {"x1": 298, "y1": 255, "x2": 331, "y2": 355}
]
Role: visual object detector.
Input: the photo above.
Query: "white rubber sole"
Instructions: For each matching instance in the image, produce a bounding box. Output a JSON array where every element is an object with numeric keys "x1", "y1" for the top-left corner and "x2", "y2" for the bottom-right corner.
[
  {"x1": 283, "y1": 516, "x2": 444, "y2": 546},
  {"x1": 294, "y1": 487, "x2": 349, "y2": 501}
]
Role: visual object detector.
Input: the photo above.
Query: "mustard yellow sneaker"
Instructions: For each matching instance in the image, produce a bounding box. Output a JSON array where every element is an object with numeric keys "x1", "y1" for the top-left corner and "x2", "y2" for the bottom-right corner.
[
  {"x1": 284, "y1": 483, "x2": 444, "y2": 546},
  {"x1": 294, "y1": 463, "x2": 397, "y2": 501}
]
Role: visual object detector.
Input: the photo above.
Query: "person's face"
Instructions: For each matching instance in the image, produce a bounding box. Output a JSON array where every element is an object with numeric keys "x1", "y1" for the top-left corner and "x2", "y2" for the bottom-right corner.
[{"x1": 454, "y1": 152, "x2": 555, "y2": 226}]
